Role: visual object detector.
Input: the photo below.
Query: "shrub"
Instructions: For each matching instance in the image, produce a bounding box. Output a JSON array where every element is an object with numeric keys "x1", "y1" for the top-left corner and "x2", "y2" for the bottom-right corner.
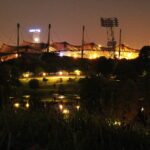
[{"x1": 28, "y1": 79, "x2": 40, "y2": 89}]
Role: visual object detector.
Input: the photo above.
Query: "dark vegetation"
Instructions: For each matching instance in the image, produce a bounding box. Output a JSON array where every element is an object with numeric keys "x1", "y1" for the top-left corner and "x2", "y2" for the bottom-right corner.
[
  {"x1": 0, "y1": 46, "x2": 150, "y2": 149},
  {"x1": 0, "y1": 110, "x2": 150, "y2": 150}
]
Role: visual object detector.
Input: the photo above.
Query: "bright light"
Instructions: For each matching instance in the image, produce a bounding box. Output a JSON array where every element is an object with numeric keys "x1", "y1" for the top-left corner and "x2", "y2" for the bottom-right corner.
[
  {"x1": 73, "y1": 54, "x2": 78, "y2": 58},
  {"x1": 23, "y1": 95, "x2": 30, "y2": 99},
  {"x1": 98, "y1": 44, "x2": 102, "y2": 48},
  {"x1": 59, "y1": 104, "x2": 63, "y2": 110},
  {"x1": 74, "y1": 70, "x2": 81, "y2": 75},
  {"x1": 93, "y1": 53, "x2": 97, "y2": 59},
  {"x1": 58, "y1": 95, "x2": 65, "y2": 99},
  {"x1": 62, "y1": 109, "x2": 69, "y2": 114},
  {"x1": 67, "y1": 53, "x2": 71, "y2": 57},
  {"x1": 89, "y1": 55, "x2": 93, "y2": 59},
  {"x1": 59, "y1": 52, "x2": 64, "y2": 57},
  {"x1": 14, "y1": 103, "x2": 20, "y2": 108},
  {"x1": 15, "y1": 54, "x2": 19, "y2": 58},
  {"x1": 23, "y1": 73, "x2": 29, "y2": 78},
  {"x1": 76, "y1": 105, "x2": 80, "y2": 110},
  {"x1": 141, "y1": 107, "x2": 144, "y2": 112},
  {"x1": 34, "y1": 37, "x2": 40, "y2": 43},
  {"x1": 58, "y1": 71, "x2": 63, "y2": 75},
  {"x1": 29, "y1": 29, "x2": 41, "y2": 33},
  {"x1": 42, "y1": 72, "x2": 46, "y2": 77},
  {"x1": 114, "y1": 121, "x2": 121, "y2": 126},
  {"x1": 25, "y1": 103, "x2": 30, "y2": 108},
  {"x1": 127, "y1": 53, "x2": 132, "y2": 59}
]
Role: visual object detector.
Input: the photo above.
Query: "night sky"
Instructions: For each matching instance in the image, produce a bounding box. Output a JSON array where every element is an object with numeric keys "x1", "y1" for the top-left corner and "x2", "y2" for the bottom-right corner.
[{"x1": 0, "y1": 0, "x2": 149, "y2": 49}]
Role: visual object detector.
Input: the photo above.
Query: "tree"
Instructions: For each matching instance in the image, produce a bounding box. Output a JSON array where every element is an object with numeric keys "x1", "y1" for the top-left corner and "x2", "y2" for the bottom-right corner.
[
  {"x1": 79, "y1": 76, "x2": 104, "y2": 112},
  {"x1": 139, "y1": 46, "x2": 150, "y2": 59},
  {"x1": 28, "y1": 79, "x2": 40, "y2": 89},
  {"x1": 96, "y1": 57, "x2": 114, "y2": 76}
]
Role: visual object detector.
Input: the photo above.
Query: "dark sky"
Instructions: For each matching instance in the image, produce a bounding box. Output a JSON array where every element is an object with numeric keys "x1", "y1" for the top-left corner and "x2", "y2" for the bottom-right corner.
[{"x1": 0, "y1": 0, "x2": 149, "y2": 49}]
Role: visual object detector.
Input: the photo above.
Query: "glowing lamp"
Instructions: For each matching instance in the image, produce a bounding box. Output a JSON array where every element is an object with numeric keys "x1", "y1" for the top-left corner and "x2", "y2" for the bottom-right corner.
[
  {"x1": 14, "y1": 103, "x2": 20, "y2": 108},
  {"x1": 59, "y1": 104, "x2": 63, "y2": 110},
  {"x1": 74, "y1": 70, "x2": 81, "y2": 75},
  {"x1": 58, "y1": 95, "x2": 65, "y2": 99},
  {"x1": 141, "y1": 107, "x2": 144, "y2": 112},
  {"x1": 25, "y1": 103, "x2": 30, "y2": 108},
  {"x1": 42, "y1": 72, "x2": 46, "y2": 77},
  {"x1": 34, "y1": 37, "x2": 40, "y2": 43},
  {"x1": 73, "y1": 54, "x2": 78, "y2": 58},
  {"x1": 59, "y1": 52, "x2": 64, "y2": 57},
  {"x1": 58, "y1": 71, "x2": 63, "y2": 75},
  {"x1": 76, "y1": 105, "x2": 80, "y2": 110},
  {"x1": 62, "y1": 109, "x2": 69, "y2": 114}
]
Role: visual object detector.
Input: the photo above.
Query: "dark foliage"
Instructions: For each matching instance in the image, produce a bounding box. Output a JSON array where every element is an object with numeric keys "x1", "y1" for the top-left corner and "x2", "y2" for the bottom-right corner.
[{"x1": 28, "y1": 79, "x2": 40, "y2": 89}]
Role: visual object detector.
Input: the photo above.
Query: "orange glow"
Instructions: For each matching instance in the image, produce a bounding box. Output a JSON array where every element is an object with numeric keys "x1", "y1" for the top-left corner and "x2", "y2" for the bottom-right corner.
[
  {"x1": 42, "y1": 72, "x2": 46, "y2": 76},
  {"x1": 58, "y1": 71, "x2": 63, "y2": 75},
  {"x1": 73, "y1": 54, "x2": 78, "y2": 58},
  {"x1": 59, "y1": 104, "x2": 63, "y2": 110}
]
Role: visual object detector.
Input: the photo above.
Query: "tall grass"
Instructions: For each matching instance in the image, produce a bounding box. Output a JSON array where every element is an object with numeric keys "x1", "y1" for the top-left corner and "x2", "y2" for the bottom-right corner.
[{"x1": 0, "y1": 109, "x2": 149, "y2": 150}]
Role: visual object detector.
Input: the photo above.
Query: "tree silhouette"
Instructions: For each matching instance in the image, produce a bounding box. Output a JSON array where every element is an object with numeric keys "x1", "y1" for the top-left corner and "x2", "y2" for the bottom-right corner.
[{"x1": 139, "y1": 46, "x2": 150, "y2": 59}]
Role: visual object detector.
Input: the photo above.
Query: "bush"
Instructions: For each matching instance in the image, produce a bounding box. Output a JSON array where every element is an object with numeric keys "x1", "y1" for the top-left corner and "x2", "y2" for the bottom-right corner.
[{"x1": 28, "y1": 79, "x2": 40, "y2": 89}]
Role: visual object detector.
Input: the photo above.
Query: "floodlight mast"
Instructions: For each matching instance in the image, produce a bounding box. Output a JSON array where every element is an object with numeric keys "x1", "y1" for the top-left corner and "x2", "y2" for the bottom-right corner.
[
  {"x1": 29, "y1": 28, "x2": 41, "y2": 43},
  {"x1": 81, "y1": 25, "x2": 85, "y2": 58},
  {"x1": 17, "y1": 23, "x2": 20, "y2": 54},
  {"x1": 101, "y1": 17, "x2": 119, "y2": 58},
  {"x1": 47, "y1": 24, "x2": 51, "y2": 52},
  {"x1": 17, "y1": 23, "x2": 20, "y2": 47}
]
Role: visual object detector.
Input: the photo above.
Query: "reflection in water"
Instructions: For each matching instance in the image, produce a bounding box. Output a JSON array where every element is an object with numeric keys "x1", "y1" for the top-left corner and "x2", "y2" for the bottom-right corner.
[{"x1": 10, "y1": 94, "x2": 81, "y2": 115}]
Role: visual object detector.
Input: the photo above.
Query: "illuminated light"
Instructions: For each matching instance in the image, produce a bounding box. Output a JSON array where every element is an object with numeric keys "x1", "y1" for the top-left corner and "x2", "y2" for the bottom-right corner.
[
  {"x1": 49, "y1": 47, "x2": 55, "y2": 51},
  {"x1": 15, "y1": 54, "x2": 19, "y2": 58},
  {"x1": 76, "y1": 105, "x2": 80, "y2": 110},
  {"x1": 67, "y1": 53, "x2": 71, "y2": 57},
  {"x1": 73, "y1": 54, "x2": 78, "y2": 58},
  {"x1": 25, "y1": 103, "x2": 30, "y2": 108},
  {"x1": 59, "y1": 104, "x2": 63, "y2": 110},
  {"x1": 127, "y1": 53, "x2": 132, "y2": 59},
  {"x1": 29, "y1": 29, "x2": 41, "y2": 33},
  {"x1": 34, "y1": 37, "x2": 40, "y2": 43},
  {"x1": 59, "y1": 52, "x2": 64, "y2": 57},
  {"x1": 89, "y1": 56, "x2": 93, "y2": 59},
  {"x1": 42, "y1": 72, "x2": 46, "y2": 77},
  {"x1": 114, "y1": 121, "x2": 121, "y2": 126},
  {"x1": 58, "y1": 95, "x2": 65, "y2": 99},
  {"x1": 98, "y1": 44, "x2": 102, "y2": 48},
  {"x1": 23, "y1": 95, "x2": 30, "y2": 99},
  {"x1": 74, "y1": 69, "x2": 81, "y2": 76},
  {"x1": 93, "y1": 53, "x2": 97, "y2": 59},
  {"x1": 58, "y1": 71, "x2": 63, "y2": 75},
  {"x1": 141, "y1": 107, "x2": 144, "y2": 112},
  {"x1": 62, "y1": 109, "x2": 69, "y2": 114},
  {"x1": 14, "y1": 103, "x2": 20, "y2": 108},
  {"x1": 23, "y1": 73, "x2": 29, "y2": 78}
]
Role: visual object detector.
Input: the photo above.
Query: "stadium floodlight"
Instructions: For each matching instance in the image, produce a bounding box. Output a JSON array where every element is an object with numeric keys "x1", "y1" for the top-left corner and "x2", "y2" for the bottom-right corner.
[
  {"x1": 29, "y1": 28, "x2": 41, "y2": 43},
  {"x1": 101, "y1": 17, "x2": 119, "y2": 27},
  {"x1": 101, "y1": 17, "x2": 119, "y2": 58},
  {"x1": 29, "y1": 28, "x2": 41, "y2": 33}
]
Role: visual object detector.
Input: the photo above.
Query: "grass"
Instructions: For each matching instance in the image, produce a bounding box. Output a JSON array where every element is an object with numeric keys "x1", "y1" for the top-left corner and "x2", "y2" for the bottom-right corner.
[
  {"x1": 20, "y1": 75, "x2": 84, "y2": 86},
  {"x1": 0, "y1": 109, "x2": 150, "y2": 150},
  {"x1": 18, "y1": 75, "x2": 81, "y2": 97}
]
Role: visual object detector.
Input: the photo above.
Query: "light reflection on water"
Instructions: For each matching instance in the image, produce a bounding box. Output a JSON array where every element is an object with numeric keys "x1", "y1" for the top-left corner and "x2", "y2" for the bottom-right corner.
[{"x1": 9, "y1": 94, "x2": 80, "y2": 111}]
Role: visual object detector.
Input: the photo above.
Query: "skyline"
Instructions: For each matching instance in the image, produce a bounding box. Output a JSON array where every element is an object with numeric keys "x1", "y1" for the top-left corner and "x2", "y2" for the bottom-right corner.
[{"x1": 0, "y1": 0, "x2": 150, "y2": 49}]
